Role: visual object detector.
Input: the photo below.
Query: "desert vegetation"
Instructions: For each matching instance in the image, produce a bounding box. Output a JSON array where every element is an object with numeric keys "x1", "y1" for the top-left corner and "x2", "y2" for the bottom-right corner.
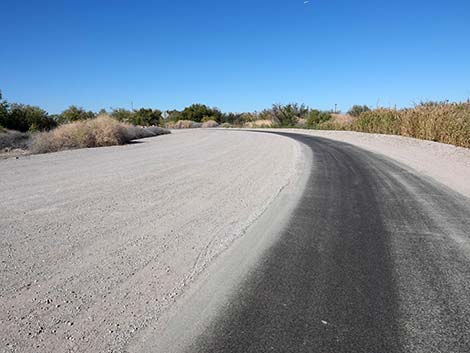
[
  {"x1": 316, "y1": 102, "x2": 469, "y2": 148},
  {"x1": 30, "y1": 115, "x2": 171, "y2": 154},
  {"x1": 0, "y1": 91, "x2": 171, "y2": 155},
  {"x1": 0, "y1": 129, "x2": 31, "y2": 151},
  {"x1": 1, "y1": 89, "x2": 469, "y2": 152},
  {"x1": 347, "y1": 105, "x2": 371, "y2": 117}
]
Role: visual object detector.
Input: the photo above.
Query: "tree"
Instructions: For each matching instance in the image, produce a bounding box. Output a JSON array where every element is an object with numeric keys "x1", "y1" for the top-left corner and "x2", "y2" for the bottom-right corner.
[
  {"x1": 348, "y1": 105, "x2": 370, "y2": 117},
  {"x1": 110, "y1": 108, "x2": 162, "y2": 126},
  {"x1": 179, "y1": 104, "x2": 222, "y2": 123},
  {"x1": 6, "y1": 104, "x2": 56, "y2": 132},
  {"x1": 57, "y1": 106, "x2": 95, "y2": 124},
  {"x1": 132, "y1": 108, "x2": 162, "y2": 126}
]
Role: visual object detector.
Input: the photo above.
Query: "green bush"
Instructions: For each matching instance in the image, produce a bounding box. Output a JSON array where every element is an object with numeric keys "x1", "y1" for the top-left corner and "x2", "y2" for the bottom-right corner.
[
  {"x1": 178, "y1": 104, "x2": 222, "y2": 123},
  {"x1": 270, "y1": 103, "x2": 309, "y2": 127},
  {"x1": 110, "y1": 108, "x2": 134, "y2": 123},
  {"x1": 352, "y1": 108, "x2": 401, "y2": 134},
  {"x1": 220, "y1": 112, "x2": 243, "y2": 125},
  {"x1": 57, "y1": 106, "x2": 94, "y2": 124},
  {"x1": 132, "y1": 108, "x2": 162, "y2": 126},
  {"x1": 57, "y1": 106, "x2": 95, "y2": 124},
  {"x1": 306, "y1": 110, "x2": 332, "y2": 128},
  {"x1": 4, "y1": 104, "x2": 56, "y2": 132},
  {"x1": 110, "y1": 108, "x2": 162, "y2": 126}
]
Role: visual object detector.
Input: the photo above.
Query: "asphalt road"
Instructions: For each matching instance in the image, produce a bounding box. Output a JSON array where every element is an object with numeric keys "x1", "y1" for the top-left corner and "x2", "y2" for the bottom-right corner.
[{"x1": 180, "y1": 132, "x2": 470, "y2": 353}]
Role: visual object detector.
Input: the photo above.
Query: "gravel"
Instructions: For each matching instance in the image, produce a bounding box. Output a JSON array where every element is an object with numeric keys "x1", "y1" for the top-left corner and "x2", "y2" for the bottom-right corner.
[{"x1": 0, "y1": 129, "x2": 302, "y2": 353}]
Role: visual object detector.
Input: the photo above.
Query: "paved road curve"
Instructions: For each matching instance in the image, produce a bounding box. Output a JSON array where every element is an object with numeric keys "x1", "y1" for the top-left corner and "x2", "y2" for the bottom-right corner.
[{"x1": 183, "y1": 132, "x2": 470, "y2": 353}]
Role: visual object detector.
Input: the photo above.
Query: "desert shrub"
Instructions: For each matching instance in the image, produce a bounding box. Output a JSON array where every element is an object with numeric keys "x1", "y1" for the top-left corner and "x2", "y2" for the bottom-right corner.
[
  {"x1": 348, "y1": 105, "x2": 371, "y2": 117},
  {"x1": 220, "y1": 112, "x2": 243, "y2": 126},
  {"x1": 0, "y1": 129, "x2": 31, "y2": 150},
  {"x1": 178, "y1": 104, "x2": 222, "y2": 123},
  {"x1": 243, "y1": 119, "x2": 274, "y2": 128},
  {"x1": 168, "y1": 120, "x2": 203, "y2": 129},
  {"x1": 163, "y1": 109, "x2": 182, "y2": 122},
  {"x1": 0, "y1": 92, "x2": 8, "y2": 128},
  {"x1": 269, "y1": 103, "x2": 309, "y2": 127},
  {"x1": 306, "y1": 110, "x2": 332, "y2": 128},
  {"x1": 131, "y1": 108, "x2": 162, "y2": 126},
  {"x1": 202, "y1": 120, "x2": 219, "y2": 128},
  {"x1": 57, "y1": 106, "x2": 95, "y2": 124},
  {"x1": 126, "y1": 125, "x2": 170, "y2": 139},
  {"x1": 110, "y1": 108, "x2": 134, "y2": 123},
  {"x1": 346, "y1": 102, "x2": 470, "y2": 147},
  {"x1": 296, "y1": 119, "x2": 307, "y2": 128},
  {"x1": 399, "y1": 103, "x2": 470, "y2": 147},
  {"x1": 351, "y1": 108, "x2": 401, "y2": 134},
  {"x1": 30, "y1": 115, "x2": 131, "y2": 153},
  {"x1": 110, "y1": 108, "x2": 162, "y2": 126}
]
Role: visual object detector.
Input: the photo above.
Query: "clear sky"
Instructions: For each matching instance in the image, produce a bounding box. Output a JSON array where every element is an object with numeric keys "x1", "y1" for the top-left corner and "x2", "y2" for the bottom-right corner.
[{"x1": 1, "y1": 0, "x2": 469, "y2": 113}]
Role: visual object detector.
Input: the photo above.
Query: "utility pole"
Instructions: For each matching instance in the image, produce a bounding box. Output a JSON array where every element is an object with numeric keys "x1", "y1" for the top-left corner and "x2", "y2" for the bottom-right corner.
[{"x1": 334, "y1": 104, "x2": 337, "y2": 114}]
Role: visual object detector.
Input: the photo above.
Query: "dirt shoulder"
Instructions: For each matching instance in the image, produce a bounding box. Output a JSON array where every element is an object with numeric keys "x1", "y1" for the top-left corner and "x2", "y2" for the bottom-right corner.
[{"x1": 0, "y1": 129, "x2": 304, "y2": 353}]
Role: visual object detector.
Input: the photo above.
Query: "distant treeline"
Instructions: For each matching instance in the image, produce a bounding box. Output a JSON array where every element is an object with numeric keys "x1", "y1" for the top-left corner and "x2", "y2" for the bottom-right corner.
[
  {"x1": 1, "y1": 90, "x2": 469, "y2": 148},
  {"x1": 0, "y1": 91, "x2": 335, "y2": 132}
]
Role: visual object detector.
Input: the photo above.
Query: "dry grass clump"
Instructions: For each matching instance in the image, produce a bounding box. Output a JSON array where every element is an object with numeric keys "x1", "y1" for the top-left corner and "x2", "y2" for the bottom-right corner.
[
  {"x1": 243, "y1": 119, "x2": 273, "y2": 128},
  {"x1": 31, "y1": 115, "x2": 171, "y2": 153},
  {"x1": 201, "y1": 120, "x2": 219, "y2": 128},
  {"x1": 348, "y1": 102, "x2": 470, "y2": 147},
  {"x1": 0, "y1": 129, "x2": 31, "y2": 150},
  {"x1": 400, "y1": 103, "x2": 470, "y2": 147},
  {"x1": 31, "y1": 115, "x2": 131, "y2": 153},
  {"x1": 126, "y1": 125, "x2": 171, "y2": 139},
  {"x1": 351, "y1": 108, "x2": 401, "y2": 135},
  {"x1": 166, "y1": 120, "x2": 203, "y2": 129}
]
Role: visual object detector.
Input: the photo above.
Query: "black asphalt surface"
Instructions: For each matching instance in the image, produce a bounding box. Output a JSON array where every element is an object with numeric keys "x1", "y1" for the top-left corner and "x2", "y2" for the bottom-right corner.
[{"x1": 185, "y1": 133, "x2": 470, "y2": 353}]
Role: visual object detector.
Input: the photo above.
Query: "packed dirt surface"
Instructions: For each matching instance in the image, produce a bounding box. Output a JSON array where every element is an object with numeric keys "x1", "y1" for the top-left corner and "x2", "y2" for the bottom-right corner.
[
  {"x1": 0, "y1": 130, "x2": 302, "y2": 353},
  {"x1": 259, "y1": 129, "x2": 470, "y2": 198}
]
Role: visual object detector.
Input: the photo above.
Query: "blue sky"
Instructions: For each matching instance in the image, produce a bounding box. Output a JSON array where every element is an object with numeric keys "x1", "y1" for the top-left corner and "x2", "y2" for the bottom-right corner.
[{"x1": 1, "y1": 0, "x2": 469, "y2": 113}]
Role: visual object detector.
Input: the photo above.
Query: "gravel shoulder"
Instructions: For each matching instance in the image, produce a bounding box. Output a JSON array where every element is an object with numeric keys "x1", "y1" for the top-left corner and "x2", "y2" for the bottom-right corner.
[
  {"x1": 255, "y1": 129, "x2": 470, "y2": 199},
  {"x1": 0, "y1": 129, "x2": 303, "y2": 353}
]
